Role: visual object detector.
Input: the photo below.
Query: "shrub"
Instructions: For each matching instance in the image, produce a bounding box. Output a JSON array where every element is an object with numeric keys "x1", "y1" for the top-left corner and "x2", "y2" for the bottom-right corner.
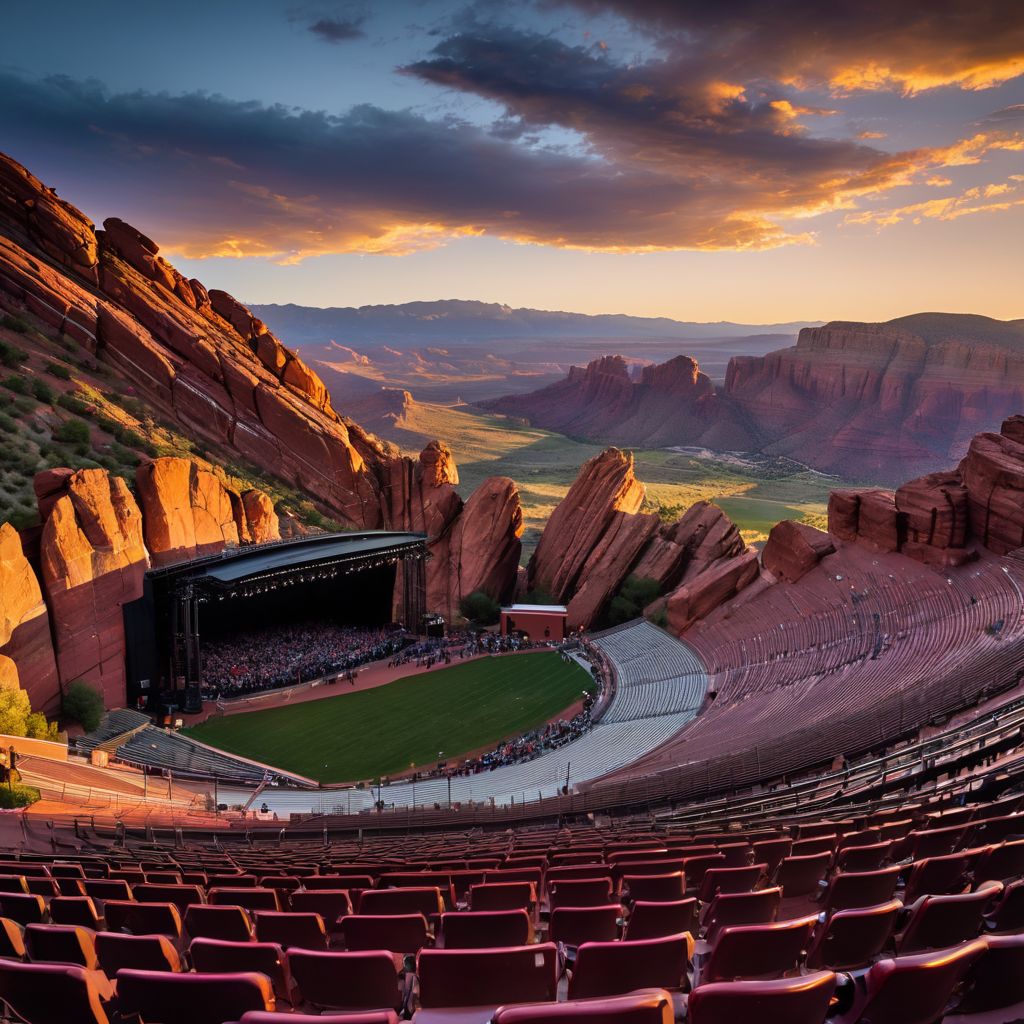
[
  {"x1": 0, "y1": 339, "x2": 28, "y2": 368},
  {"x1": 31, "y1": 379, "x2": 55, "y2": 404},
  {"x1": 25, "y1": 712, "x2": 61, "y2": 743},
  {"x1": 2, "y1": 509, "x2": 39, "y2": 531},
  {"x1": 0, "y1": 784, "x2": 40, "y2": 809},
  {"x1": 45, "y1": 361, "x2": 72, "y2": 381},
  {"x1": 2, "y1": 376, "x2": 28, "y2": 395},
  {"x1": 0, "y1": 686, "x2": 30, "y2": 737},
  {"x1": 0, "y1": 315, "x2": 29, "y2": 334},
  {"x1": 604, "y1": 575, "x2": 663, "y2": 628},
  {"x1": 57, "y1": 393, "x2": 88, "y2": 415},
  {"x1": 459, "y1": 590, "x2": 501, "y2": 626},
  {"x1": 62, "y1": 680, "x2": 105, "y2": 733},
  {"x1": 54, "y1": 418, "x2": 91, "y2": 445},
  {"x1": 0, "y1": 413, "x2": 17, "y2": 434}
]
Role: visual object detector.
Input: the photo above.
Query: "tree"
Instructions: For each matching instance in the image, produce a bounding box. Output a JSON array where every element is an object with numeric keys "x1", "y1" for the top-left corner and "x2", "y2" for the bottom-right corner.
[
  {"x1": 25, "y1": 712, "x2": 60, "y2": 742},
  {"x1": 0, "y1": 686, "x2": 30, "y2": 737},
  {"x1": 604, "y1": 575, "x2": 663, "y2": 627},
  {"x1": 459, "y1": 590, "x2": 501, "y2": 626},
  {"x1": 62, "y1": 680, "x2": 104, "y2": 733}
]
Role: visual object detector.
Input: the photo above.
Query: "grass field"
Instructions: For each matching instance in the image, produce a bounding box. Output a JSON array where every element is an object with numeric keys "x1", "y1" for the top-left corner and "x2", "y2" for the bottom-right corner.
[
  {"x1": 373, "y1": 400, "x2": 836, "y2": 556},
  {"x1": 184, "y1": 652, "x2": 593, "y2": 784}
]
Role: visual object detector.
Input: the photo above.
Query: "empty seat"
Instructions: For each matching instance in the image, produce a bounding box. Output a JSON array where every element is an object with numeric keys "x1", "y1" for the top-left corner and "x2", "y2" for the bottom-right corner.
[
  {"x1": 49, "y1": 896, "x2": 102, "y2": 930},
  {"x1": 254, "y1": 910, "x2": 328, "y2": 951},
  {"x1": 0, "y1": 893, "x2": 45, "y2": 926},
  {"x1": 895, "y1": 883, "x2": 1001, "y2": 954},
  {"x1": 184, "y1": 903, "x2": 253, "y2": 942},
  {"x1": 569, "y1": 933, "x2": 692, "y2": 1000},
  {"x1": 702, "y1": 888, "x2": 781, "y2": 944},
  {"x1": 621, "y1": 873, "x2": 684, "y2": 904},
  {"x1": 24, "y1": 924, "x2": 98, "y2": 970},
  {"x1": 133, "y1": 883, "x2": 205, "y2": 916},
  {"x1": 358, "y1": 886, "x2": 444, "y2": 918},
  {"x1": 820, "y1": 867, "x2": 901, "y2": 915},
  {"x1": 700, "y1": 915, "x2": 817, "y2": 984},
  {"x1": 470, "y1": 882, "x2": 535, "y2": 913},
  {"x1": 116, "y1": 968, "x2": 275, "y2": 1024},
  {"x1": 947, "y1": 933, "x2": 1024, "y2": 1018},
  {"x1": 547, "y1": 879, "x2": 613, "y2": 911},
  {"x1": 752, "y1": 839, "x2": 792, "y2": 876},
  {"x1": 439, "y1": 910, "x2": 531, "y2": 949},
  {"x1": 236, "y1": 1014, "x2": 398, "y2": 1024},
  {"x1": 95, "y1": 932, "x2": 181, "y2": 974},
  {"x1": 340, "y1": 913, "x2": 430, "y2": 953},
  {"x1": 696, "y1": 864, "x2": 766, "y2": 903},
  {"x1": 288, "y1": 949, "x2": 401, "y2": 1012},
  {"x1": 972, "y1": 839, "x2": 1024, "y2": 885},
  {"x1": 190, "y1": 937, "x2": 294, "y2": 1003},
  {"x1": 835, "y1": 842, "x2": 893, "y2": 874},
  {"x1": 288, "y1": 889, "x2": 352, "y2": 927},
  {"x1": 831, "y1": 938, "x2": 986, "y2": 1024},
  {"x1": 901, "y1": 853, "x2": 969, "y2": 903},
  {"x1": 417, "y1": 943, "x2": 558, "y2": 1021},
  {"x1": 985, "y1": 877, "x2": 1024, "y2": 933},
  {"x1": 623, "y1": 900, "x2": 698, "y2": 942},
  {"x1": 82, "y1": 879, "x2": 133, "y2": 903},
  {"x1": 493, "y1": 988, "x2": 675, "y2": 1023},
  {"x1": 549, "y1": 905, "x2": 620, "y2": 948},
  {"x1": 775, "y1": 854, "x2": 830, "y2": 899},
  {"x1": 0, "y1": 875, "x2": 29, "y2": 894},
  {"x1": 0, "y1": 917, "x2": 25, "y2": 961},
  {"x1": 805, "y1": 899, "x2": 899, "y2": 973},
  {"x1": 103, "y1": 900, "x2": 182, "y2": 940},
  {"x1": 0, "y1": 960, "x2": 113, "y2": 1024},
  {"x1": 687, "y1": 970, "x2": 837, "y2": 1024},
  {"x1": 209, "y1": 887, "x2": 281, "y2": 913}
]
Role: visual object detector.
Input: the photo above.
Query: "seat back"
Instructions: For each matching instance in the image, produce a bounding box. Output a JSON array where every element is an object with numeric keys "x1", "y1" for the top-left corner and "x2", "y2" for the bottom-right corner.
[
  {"x1": 288, "y1": 949, "x2": 401, "y2": 1011},
  {"x1": 358, "y1": 886, "x2": 443, "y2": 918},
  {"x1": 418, "y1": 943, "x2": 558, "y2": 1009},
  {"x1": 0, "y1": 893, "x2": 45, "y2": 926},
  {"x1": 775, "y1": 854, "x2": 830, "y2": 898},
  {"x1": 439, "y1": 909, "x2": 531, "y2": 949},
  {"x1": 82, "y1": 879, "x2": 132, "y2": 902},
  {"x1": 702, "y1": 888, "x2": 781, "y2": 944},
  {"x1": 623, "y1": 900, "x2": 698, "y2": 942},
  {"x1": 621, "y1": 873, "x2": 684, "y2": 903},
  {"x1": 24, "y1": 923, "x2": 97, "y2": 970},
  {"x1": 987, "y1": 877, "x2": 1024, "y2": 933},
  {"x1": 702, "y1": 915, "x2": 817, "y2": 984},
  {"x1": 116, "y1": 968, "x2": 274, "y2": 1024},
  {"x1": 95, "y1": 932, "x2": 181, "y2": 974},
  {"x1": 752, "y1": 839, "x2": 792, "y2": 876},
  {"x1": 902, "y1": 853, "x2": 969, "y2": 903},
  {"x1": 470, "y1": 881, "x2": 535, "y2": 912},
  {"x1": 184, "y1": 903, "x2": 253, "y2": 942},
  {"x1": 855, "y1": 938, "x2": 986, "y2": 1024},
  {"x1": 549, "y1": 905, "x2": 620, "y2": 947},
  {"x1": 896, "y1": 884, "x2": 1000, "y2": 954},
  {"x1": 687, "y1": 970, "x2": 836, "y2": 1024},
  {"x1": 0, "y1": 960, "x2": 110, "y2": 1024},
  {"x1": 835, "y1": 842, "x2": 893, "y2": 874},
  {"x1": 190, "y1": 937, "x2": 292, "y2": 1001},
  {"x1": 822, "y1": 866, "x2": 901, "y2": 915},
  {"x1": 288, "y1": 889, "x2": 352, "y2": 926},
  {"x1": 209, "y1": 887, "x2": 281, "y2": 912},
  {"x1": 340, "y1": 913, "x2": 430, "y2": 953},
  {"x1": 804, "y1": 899, "x2": 900, "y2": 971},
  {"x1": 974, "y1": 839, "x2": 1024, "y2": 884},
  {"x1": 697, "y1": 864, "x2": 766, "y2": 903},
  {"x1": 49, "y1": 896, "x2": 101, "y2": 929},
  {"x1": 0, "y1": 875, "x2": 29, "y2": 895},
  {"x1": 254, "y1": 911, "x2": 328, "y2": 951},
  {"x1": 957, "y1": 934, "x2": 1024, "y2": 1013},
  {"x1": 569, "y1": 933, "x2": 691, "y2": 999},
  {"x1": 133, "y1": 883, "x2": 205, "y2": 916},
  {"x1": 492, "y1": 988, "x2": 675, "y2": 1023},
  {"x1": 548, "y1": 878, "x2": 613, "y2": 911},
  {"x1": 0, "y1": 916, "x2": 26, "y2": 960},
  {"x1": 103, "y1": 899, "x2": 182, "y2": 939}
]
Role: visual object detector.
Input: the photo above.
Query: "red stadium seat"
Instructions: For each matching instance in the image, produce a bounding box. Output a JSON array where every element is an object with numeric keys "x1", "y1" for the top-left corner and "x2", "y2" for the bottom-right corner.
[
  {"x1": 95, "y1": 932, "x2": 182, "y2": 974},
  {"x1": 358, "y1": 886, "x2": 444, "y2": 918},
  {"x1": 0, "y1": 960, "x2": 113, "y2": 1024},
  {"x1": 775, "y1": 853, "x2": 830, "y2": 898},
  {"x1": 103, "y1": 899, "x2": 182, "y2": 940},
  {"x1": 820, "y1": 866, "x2": 901, "y2": 915},
  {"x1": 835, "y1": 842, "x2": 893, "y2": 874},
  {"x1": 288, "y1": 889, "x2": 352, "y2": 927},
  {"x1": 253, "y1": 910, "x2": 328, "y2": 951},
  {"x1": 696, "y1": 864, "x2": 767, "y2": 903},
  {"x1": 702, "y1": 888, "x2": 781, "y2": 944},
  {"x1": 236, "y1": 1015, "x2": 398, "y2": 1024},
  {"x1": 288, "y1": 949, "x2": 402, "y2": 1011},
  {"x1": 24, "y1": 924, "x2": 98, "y2": 970},
  {"x1": 985, "y1": 877, "x2": 1024, "y2": 933},
  {"x1": 894, "y1": 882, "x2": 1001, "y2": 954},
  {"x1": 700, "y1": 915, "x2": 817, "y2": 984},
  {"x1": 190, "y1": 937, "x2": 295, "y2": 1003},
  {"x1": 82, "y1": 879, "x2": 133, "y2": 903},
  {"x1": 548, "y1": 905, "x2": 620, "y2": 948},
  {"x1": 569, "y1": 933, "x2": 691, "y2": 999},
  {"x1": 116, "y1": 968, "x2": 275, "y2": 1024},
  {"x1": 804, "y1": 899, "x2": 901, "y2": 971},
  {"x1": 947, "y1": 934, "x2": 1024, "y2": 1018},
  {"x1": 209, "y1": 887, "x2": 282, "y2": 913},
  {"x1": 0, "y1": 876, "x2": 29, "y2": 895},
  {"x1": 0, "y1": 893, "x2": 46, "y2": 926},
  {"x1": 438, "y1": 909, "x2": 532, "y2": 949},
  {"x1": 133, "y1": 883, "x2": 206, "y2": 916},
  {"x1": 0, "y1": 917, "x2": 26, "y2": 961},
  {"x1": 492, "y1": 988, "x2": 675, "y2": 1023},
  {"x1": 687, "y1": 970, "x2": 837, "y2": 1024},
  {"x1": 48, "y1": 896, "x2": 102, "y2": 930},
  {"x1": 470, "y1": 881, "x2": 536, "y2": 913},
  {"x1": 340, "y1": 913, "x2": 431, "y2": 953},
  {"x1": 623, "y1": 899, "x2": 698, "y2": 942},
  {"x1": 547, "y1": 878, "x2": 613, "y2": 911},
  {"x1": 621, "y1": 873, "x2": 685, "y2": 903},
  {"x1": 184, "y1": 903, "x2": 253, "y2": 942},
  {"x1": 752, "y1": 839, "x2": 793, "y2": 876}
]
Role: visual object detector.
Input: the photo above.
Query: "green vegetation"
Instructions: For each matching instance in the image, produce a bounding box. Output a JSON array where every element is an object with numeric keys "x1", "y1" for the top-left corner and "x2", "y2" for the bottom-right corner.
[
  {"x1": 604, "y1": 575, "x2": 662, "y2": 628},
  {"x1": 186, "y1": 651, "x2": 592, "y2": 782},
  {"x1": 62, "y1": 681, "x2": 105, "y2": 733},
  {"x1": 0, "y1": 340, "x2": 28, "y2": 368},
  {"x1": 459, "y1": 590, "x2": 501, "y2": 625},
  {"x1": 54, "y1": 418, "x2": 90, "y2": 445},
  {"x1": 0, "y1": 784, "x2": 41, "y2": 809},
  {"x1": 45, "y1": 361, "x2": 72, "y2": 381},
  {"x1": 0, "y1": 316, "x2": 29, "y2": 335},
  {"x1": 0, "y1": 684, "x2": 60, "y2": 741}
]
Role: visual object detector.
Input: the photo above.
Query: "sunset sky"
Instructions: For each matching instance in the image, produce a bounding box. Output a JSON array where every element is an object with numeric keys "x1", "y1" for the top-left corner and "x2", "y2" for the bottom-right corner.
[{"x1": 2, "y1": 1, "x2": 1022, "y2": 323}]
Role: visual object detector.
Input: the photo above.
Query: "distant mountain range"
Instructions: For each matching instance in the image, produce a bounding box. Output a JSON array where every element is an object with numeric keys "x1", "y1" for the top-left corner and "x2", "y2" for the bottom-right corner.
[{"x1": 250, "y1": 300, "x2": 819, "y2": 345}]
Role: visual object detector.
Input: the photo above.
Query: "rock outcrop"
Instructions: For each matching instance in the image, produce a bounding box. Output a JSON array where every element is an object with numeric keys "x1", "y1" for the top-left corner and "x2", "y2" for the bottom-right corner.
[
  {"x1": 0, "y1": 523, "x2": 60, "y2": 714},
  {"x1": 38, "y1": 469, "x2": 149, "y2": 707},
  {"x1": 762, "y1": 520, "x2": 836, "y2": 583},
  {"x1": 958, "y1": 430, "x2": 1024, "y2": 555},
  {"x1": 667, "y1": 548, "x2": 760, "y2": 634}
]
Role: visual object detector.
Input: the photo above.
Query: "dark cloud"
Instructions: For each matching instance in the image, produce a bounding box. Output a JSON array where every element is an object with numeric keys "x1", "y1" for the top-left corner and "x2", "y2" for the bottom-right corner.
[
  {"x1": 981, "y1": 103, "x2": 1024, "y2": 124},
  {"x1": 308, "y1": 16, "x2": 365, "y2": 43},
  {"x1": 558, "y1": 1, "x2": 1024, "y2": 94}
]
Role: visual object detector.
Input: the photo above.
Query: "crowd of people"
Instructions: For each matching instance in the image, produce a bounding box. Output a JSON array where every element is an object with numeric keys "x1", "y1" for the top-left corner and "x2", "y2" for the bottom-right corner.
[
  {"x1": 387, "y1": 629, "x2": 546, "y2": 670},
  {"x1": 200, "y1": 622, "x2": 411, "y2": 698}
]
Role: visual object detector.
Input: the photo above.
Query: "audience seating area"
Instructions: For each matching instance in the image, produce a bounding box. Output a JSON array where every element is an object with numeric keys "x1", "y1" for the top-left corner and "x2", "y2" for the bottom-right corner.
[{"x1": 3, "y1": 783, "x2": 1024, "y2": 1022}]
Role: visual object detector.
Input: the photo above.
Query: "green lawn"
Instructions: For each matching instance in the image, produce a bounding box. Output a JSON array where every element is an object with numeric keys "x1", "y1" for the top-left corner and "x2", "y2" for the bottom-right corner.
[{"x1": 184, "y1": 652, "x2": 593, "y2": 784}]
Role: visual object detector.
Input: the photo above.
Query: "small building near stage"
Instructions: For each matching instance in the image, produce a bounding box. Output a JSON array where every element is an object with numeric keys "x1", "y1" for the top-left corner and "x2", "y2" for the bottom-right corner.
[{"x1": 500, "y1": 604, "x2": 568, "y2": 642}]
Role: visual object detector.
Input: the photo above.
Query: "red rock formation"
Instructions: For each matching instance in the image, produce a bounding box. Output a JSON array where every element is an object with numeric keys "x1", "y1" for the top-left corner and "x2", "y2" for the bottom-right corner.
[
  {"x1": 666, "y1": 548, "x2": 760, "y2": 634},
  {"x1": 448, "y1": 476, "x2": 523, "y2": 611},
  {"x1": 762, "y1": 520, "x2": 836, "y2": 583},
  {"x1": 529, "y1": 448, "x2": 645, "y2": 600},
  {"x1": 37, "y1": 469, "x2": 149, "y2": 707},
  {"x1": 0, "y1": 523, "x2": 60, "y2": 714},
  {"x1": 0, "y1": 656, "x2": 19, "y2": 693},
  {"x1": 958, "y1": 430, "x2": 1024, "y2": 555},
  {"x1": 241, "y1": 490, "x2": 280, "y2": 545},
  {"x1": 828, "y1": 488, "x2": 900, "y2": 552},
  {"x1": 895, "y1": 470, "x2": 970, "y2": 569}
]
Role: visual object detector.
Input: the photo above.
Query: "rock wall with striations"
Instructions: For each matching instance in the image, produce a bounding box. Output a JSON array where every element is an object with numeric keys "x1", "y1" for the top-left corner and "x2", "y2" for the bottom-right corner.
[{"x1": 0, "y1": 523, "x2": 60, "y2": 714}]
